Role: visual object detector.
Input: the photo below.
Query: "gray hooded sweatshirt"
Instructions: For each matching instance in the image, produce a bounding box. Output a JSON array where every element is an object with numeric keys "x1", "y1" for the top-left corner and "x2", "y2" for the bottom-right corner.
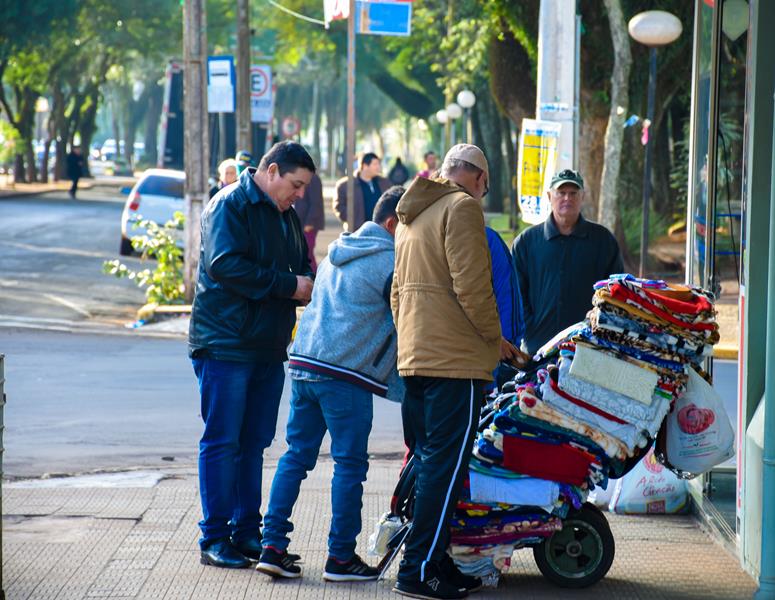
[{"x1": 288, "y1": 221, "x2": 402, "y2": 400}]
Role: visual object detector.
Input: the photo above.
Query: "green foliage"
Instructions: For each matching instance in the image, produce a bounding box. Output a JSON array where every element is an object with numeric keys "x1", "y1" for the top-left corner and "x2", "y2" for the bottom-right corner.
[{"x1": 102, "y1": 212, "x2": 186, "y2": 305}]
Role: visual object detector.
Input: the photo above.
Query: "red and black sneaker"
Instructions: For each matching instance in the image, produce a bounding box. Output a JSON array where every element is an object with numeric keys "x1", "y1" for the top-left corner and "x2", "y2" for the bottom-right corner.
[{"x1": 323, "y1": 554, "x2": 379, "y2": 582}]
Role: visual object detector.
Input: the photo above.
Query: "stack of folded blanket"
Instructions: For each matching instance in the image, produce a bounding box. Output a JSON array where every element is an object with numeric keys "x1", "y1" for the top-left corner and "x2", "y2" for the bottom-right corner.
[{"x1": 447, "y1": 274, "x2": 719, "y2": 586}]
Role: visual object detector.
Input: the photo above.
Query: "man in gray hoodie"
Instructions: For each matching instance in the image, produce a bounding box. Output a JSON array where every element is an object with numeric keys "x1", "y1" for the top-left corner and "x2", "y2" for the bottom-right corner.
[{"x1": 257, "y1": 186, "x2": 404, "y2": 582}]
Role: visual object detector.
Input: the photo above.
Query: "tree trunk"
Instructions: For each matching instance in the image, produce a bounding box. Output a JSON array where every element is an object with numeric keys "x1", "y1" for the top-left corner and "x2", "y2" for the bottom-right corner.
[
  {"x1": 79, "y1": 88, "x2": 101, "y2": 178},
  {"x1": 311, "y1": 80, "x2": 322, "y2": 166},
  {"x1": 112, "y1": 98, "x2": 122, "y2": 159},
  {"x1": 578, "y1": 114, "x2": 607, "y2": 221},
  {"x1": 16, "y1": 87, "x2": 38, "y2": 182},
  {"x1": 473, "y1": 91, "x2": 505, "y2": 213},
  {"x1": 13, "y1": 153, "x2": 25, "y2": 184},
  {"x1": 598, "y1": 0, "x2": 632, "y2": 234},
  {"x1": 143, "y1": 82, "x2": 163, "y2": 167}
]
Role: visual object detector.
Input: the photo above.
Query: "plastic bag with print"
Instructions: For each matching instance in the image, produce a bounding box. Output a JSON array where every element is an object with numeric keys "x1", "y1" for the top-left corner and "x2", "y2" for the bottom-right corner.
[
  {"x1": 663, "y1": 367, "x2": 735, "y2": 478},
  {"x1": 609, "y1": 447, "x2": 688, "y2": 515}
]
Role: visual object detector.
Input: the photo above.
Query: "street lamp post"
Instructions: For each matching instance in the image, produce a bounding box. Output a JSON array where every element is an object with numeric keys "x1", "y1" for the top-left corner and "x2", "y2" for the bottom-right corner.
[
  {"x1": 628, "y1": 10, "x2": 682, "y2": 277},
  {"x1": 436, "y1": 109, "x2": 449, "y2": 154},
  {"x1": 446, "y1": 102, "x2": 463, "y2": 148},
  {"x1": 456, "y1": 90, "x2": 476, "y2": 143}
]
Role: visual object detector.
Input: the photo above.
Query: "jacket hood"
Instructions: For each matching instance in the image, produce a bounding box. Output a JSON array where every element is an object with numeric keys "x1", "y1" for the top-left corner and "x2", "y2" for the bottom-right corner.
[
  {"x1": 328, "y1": 221, "x2": 394, "y2": 266},
  {"x1": 396, "y1": 177, "x2": 468, "y2": 225}
]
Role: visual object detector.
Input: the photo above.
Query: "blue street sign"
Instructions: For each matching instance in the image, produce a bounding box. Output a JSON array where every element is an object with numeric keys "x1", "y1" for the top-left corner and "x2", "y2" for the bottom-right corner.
[{"x1": 356, "y1": 1, "x2": 412, "y2": 37}]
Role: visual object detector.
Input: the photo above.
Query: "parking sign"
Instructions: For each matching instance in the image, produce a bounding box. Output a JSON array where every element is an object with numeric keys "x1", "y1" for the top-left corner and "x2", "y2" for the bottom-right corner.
[{"x1": 250, "y1": 65, "x2": 273, "y2": 123}]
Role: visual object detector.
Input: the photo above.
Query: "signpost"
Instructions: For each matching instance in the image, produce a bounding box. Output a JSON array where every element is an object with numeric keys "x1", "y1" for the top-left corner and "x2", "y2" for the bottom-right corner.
[
  {"x1": 356, "y1": 1, "x2": 412, "y2": 36},
  {"x1": 250, "y1": 65, "x2": 273, "y2": 123},
  {"x1": 281, "y1": 117, "x2": 301, "y2": 139},
  {"x1": 207, "y1": 56, "x2": 235, "y2": 114}
]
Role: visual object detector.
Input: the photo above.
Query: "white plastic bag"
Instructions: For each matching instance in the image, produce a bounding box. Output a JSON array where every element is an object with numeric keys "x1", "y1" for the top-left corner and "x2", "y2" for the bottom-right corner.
[
  {"x1": 665, "y1": 367, "x2": 735, "y2": 476},
  {"x1": 609, "y1": 448, "x2": 688, "y2": 514},
  {"x1": 588, "y1": 481, "x2": 615, "y2": 510},
  {"x1": 367, "y1": 512, "x2": 402, "y2": 556}
]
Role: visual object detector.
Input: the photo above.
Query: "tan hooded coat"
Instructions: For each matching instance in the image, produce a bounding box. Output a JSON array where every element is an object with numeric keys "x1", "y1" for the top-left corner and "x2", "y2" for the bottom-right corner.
[{"x1": 390, "y1": 177, "x2": 501, "y2": 381}]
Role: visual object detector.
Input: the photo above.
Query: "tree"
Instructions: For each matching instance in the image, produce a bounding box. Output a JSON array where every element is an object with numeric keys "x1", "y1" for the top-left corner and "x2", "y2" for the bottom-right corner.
[{"x1": 598, "y1": 0, "x2": 632, "y2": 234}]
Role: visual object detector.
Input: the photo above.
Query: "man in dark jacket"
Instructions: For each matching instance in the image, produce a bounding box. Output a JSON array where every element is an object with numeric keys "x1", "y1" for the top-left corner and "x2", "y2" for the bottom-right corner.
[
  {"x1": 66, "y1": 146, "x2": 85, "y2": 198},
  {"x1": 511, "y1": 169, "x2": 624, "y2": 355},
  {"x1": 189, "y1": 141, "x2": 316, "y2": 569},
  {"x1": 333, "y1": 152, "x2": 389, "y2": 231},
  {"x1": 293, "y1": 172, "x2": 325, "y2": 272}
]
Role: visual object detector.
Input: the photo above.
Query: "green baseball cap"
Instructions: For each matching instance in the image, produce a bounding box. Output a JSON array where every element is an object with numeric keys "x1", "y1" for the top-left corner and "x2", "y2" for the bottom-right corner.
[{"x1": 550, "y1": 168, "x2": 584, "y2": 190}]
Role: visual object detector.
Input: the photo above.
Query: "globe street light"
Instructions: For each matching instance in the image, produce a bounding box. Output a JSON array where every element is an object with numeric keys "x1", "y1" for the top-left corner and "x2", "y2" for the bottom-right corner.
[
  {"x1": 436, "y1": 109, "x2": 449, "y2": 153},
  {"x1": 456, "y1": 90, "x2": 476, "y2": 143},
  {"x1": 628, "y1": 10, "x2": 682, "y2": 277},
  {"x1": 446, "y1": 102, "x2": 463, "y2": 147}
]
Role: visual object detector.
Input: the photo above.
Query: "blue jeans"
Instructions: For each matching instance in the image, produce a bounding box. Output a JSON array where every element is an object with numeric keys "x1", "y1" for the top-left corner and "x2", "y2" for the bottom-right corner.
[
  {"x1": 192, "y1": 357, "x2": 285, "y2": 549},
  {"x1": 262, "y1": 378, "x2": 373, "y2": 560}
]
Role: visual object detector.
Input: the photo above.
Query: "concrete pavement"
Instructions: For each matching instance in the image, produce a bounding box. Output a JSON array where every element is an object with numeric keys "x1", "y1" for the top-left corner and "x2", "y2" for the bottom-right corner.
[{"x1": 3, "y1": 460, "x2": 757, "y2": 600}]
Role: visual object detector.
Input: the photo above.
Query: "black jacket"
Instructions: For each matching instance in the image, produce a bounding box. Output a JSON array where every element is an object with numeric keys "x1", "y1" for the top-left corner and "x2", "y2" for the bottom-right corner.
[
  {"x1": 66, "y1": 152, "x2": 84, "y2": 180},
  {"x1": 188, "y1": 168, "x2": 312, "y2": 362},
  {"x1": 511, "y1": 213, "x2": 623, "y2": 355}
]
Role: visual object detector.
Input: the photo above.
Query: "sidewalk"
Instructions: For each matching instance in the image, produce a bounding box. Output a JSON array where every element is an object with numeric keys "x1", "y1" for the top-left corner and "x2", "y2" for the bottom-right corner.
[{"x1": 3, "y1": 459, "x2": 757, "y2": 600}]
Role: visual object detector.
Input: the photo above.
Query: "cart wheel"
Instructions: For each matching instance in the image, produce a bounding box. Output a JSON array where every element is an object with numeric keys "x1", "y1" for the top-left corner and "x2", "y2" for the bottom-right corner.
[{"x1": 532, "y1": 503, "x2": 615, "y2": 588}]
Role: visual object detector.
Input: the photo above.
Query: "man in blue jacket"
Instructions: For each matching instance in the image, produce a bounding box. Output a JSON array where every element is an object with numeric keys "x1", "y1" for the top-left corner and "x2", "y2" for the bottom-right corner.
[
  {"x1": 257, "y1": 187, "x2": 405, "y2": 582},
  {"x1": 189, "y1": 141, "x2": 316, "y2": 569}
]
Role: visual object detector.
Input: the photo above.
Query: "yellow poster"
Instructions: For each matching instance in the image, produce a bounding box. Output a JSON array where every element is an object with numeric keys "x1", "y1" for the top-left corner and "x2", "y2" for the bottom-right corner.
[{"x1": 518, "y1": 119, "x2": 561, "y2": 224}]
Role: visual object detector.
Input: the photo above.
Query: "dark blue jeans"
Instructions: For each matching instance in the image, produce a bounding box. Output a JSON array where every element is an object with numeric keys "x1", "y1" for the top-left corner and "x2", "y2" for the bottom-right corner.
[
  {"x1": 262, "y1": 378, "x2": 373, "y2": 560},
  {"x1": 192, "y1": 357, "x2": 285, "y2": 549}
]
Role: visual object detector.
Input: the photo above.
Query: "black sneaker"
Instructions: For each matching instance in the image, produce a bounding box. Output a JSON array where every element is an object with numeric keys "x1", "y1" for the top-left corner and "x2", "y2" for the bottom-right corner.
[
  {"x1": 323, "y1": 554, "x2": 379, "y2": 582},
  {"x1": 394, "y1": 564, "x2": 468, "y2": 600},
  {"x1": 256, "y1": 546, "x2": 302, "y2": 579},
  {"x1": 440, "y1": 554, "x2": 482, "y2": 593}
]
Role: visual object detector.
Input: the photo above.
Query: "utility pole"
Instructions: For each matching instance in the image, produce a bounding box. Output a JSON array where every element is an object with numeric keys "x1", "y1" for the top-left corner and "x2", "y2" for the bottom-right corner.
[
  {"x1": 183, "y1": 0, "x2": 209, "y2": 302},
  {"x1": 345, "y1": 0, "x2": 356, "y2": 232},
  {"x1": 236, "y1": 0, "x2": 251, "y2": 153}
]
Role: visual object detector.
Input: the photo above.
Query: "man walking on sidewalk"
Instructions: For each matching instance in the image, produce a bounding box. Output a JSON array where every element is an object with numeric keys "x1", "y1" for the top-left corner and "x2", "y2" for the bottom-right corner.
[
  {"x1": 333, "y1": 152, "x2": 389, "y2": 230},
  {"x1": 189, "y1": 141, "x2": 316, "y2": 569},
  {"x1": 66, "y1": 146, "x2": 85, "y2": 198},
  {"x1": 390, "y1": 144, "x2": 502, "y2": 599},
  {"x1": 257, "y1": 186, "x2": 405, "y2": 582}
]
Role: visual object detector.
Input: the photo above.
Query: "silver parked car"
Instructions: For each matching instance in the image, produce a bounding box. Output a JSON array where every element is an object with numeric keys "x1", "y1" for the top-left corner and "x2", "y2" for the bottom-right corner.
[{"x1": 120, "y1": 168, "x2": 185, "y2": 255}]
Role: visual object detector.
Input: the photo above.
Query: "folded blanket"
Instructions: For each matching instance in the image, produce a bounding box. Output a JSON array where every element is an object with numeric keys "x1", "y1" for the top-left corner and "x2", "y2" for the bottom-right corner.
[
  {"x1": 539, "y1": 371, "x2": 648, "y2": 450},
  {"x1": 468, "y1": 470, "x2": 560, "y2": 507},
  {"x1": 516, "y1": 387, "x2": 629, "y2": 459},
  {"x1": 569, "y1": 342, "x2": 658, "y2": 405},
  {"x1": 557, "y1": 357, "x2": 671, "y2": 437}
]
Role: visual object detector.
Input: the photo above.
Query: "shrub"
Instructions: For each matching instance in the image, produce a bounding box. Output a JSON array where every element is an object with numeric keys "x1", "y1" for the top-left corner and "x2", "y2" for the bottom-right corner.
[{"x1": 102, "y1": 211, "x2": 186, "y2": 305}]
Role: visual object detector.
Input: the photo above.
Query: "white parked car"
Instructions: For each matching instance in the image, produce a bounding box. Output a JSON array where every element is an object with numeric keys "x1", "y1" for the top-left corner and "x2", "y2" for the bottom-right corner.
[{"x1": 120, "y1": 168, "x2": 185, "y2": 255}]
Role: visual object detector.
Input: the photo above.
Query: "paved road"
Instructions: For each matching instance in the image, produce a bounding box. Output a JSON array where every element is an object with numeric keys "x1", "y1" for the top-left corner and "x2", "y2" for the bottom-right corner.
[
  {"x1": 1, "y1": 328, "x2": 404, "y2": 479},
  {"x1": 0, "y1": 188, "x2": 146, "y2": 327}
]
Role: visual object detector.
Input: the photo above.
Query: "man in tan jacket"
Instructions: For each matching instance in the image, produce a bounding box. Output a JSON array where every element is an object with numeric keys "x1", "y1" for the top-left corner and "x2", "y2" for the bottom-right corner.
[{"x1": 391, "y1": 144, "x2": 511, "y2": 600}]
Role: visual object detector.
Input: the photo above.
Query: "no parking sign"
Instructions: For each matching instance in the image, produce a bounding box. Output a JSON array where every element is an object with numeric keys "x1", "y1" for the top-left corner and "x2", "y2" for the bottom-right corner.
[{"x1": 250, "y1": 65, "x2": 273, "y2": 123}]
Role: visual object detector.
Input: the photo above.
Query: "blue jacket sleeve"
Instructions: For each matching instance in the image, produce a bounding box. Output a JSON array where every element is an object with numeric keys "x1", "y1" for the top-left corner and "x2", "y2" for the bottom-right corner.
[{"x1": 486, "y1": 228, "x2": 525, "y2": 345}]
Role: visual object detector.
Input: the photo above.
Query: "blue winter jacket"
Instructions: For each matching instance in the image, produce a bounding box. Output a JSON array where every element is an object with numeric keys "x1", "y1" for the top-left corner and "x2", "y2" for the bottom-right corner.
[
  {"x1": 288, "y1": 221, "x2": 402, "y2": 400},
  {"x1": 486, "y1": 226, "x2": 525, "y2": 345}
]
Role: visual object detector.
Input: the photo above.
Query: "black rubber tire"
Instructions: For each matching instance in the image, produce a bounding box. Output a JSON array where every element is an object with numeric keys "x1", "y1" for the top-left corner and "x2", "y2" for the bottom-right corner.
[
  {"x1": 119, "y1": 236, "x2": 134, "y2": 256},
  {"x1": 533, "y1": 503, "x2": 615, "y2": 588}
]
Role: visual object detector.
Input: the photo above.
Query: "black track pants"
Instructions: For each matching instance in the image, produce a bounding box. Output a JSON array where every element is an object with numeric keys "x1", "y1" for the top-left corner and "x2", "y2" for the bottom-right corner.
[{"x1": 397, "y1": 376, "x2": 484, "y2": 583}]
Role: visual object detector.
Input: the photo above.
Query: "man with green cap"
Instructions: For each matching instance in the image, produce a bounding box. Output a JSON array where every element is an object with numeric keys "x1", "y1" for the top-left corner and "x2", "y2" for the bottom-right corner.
[
  {"x1": 511, "y1": 168, "x2": 623, "y2": 356},
  {"x1": 235, "y1": 150, "x2": 254, "y2": 175}
]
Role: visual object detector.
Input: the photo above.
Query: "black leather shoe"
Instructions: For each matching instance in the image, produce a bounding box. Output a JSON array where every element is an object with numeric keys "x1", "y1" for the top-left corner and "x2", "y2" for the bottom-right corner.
[
  {"x1": 200, "y1": 539, "x2": 251, "y2": 569},
  {"x1": 232, "y1": 537, "x2": 263, "y2": 561}
]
